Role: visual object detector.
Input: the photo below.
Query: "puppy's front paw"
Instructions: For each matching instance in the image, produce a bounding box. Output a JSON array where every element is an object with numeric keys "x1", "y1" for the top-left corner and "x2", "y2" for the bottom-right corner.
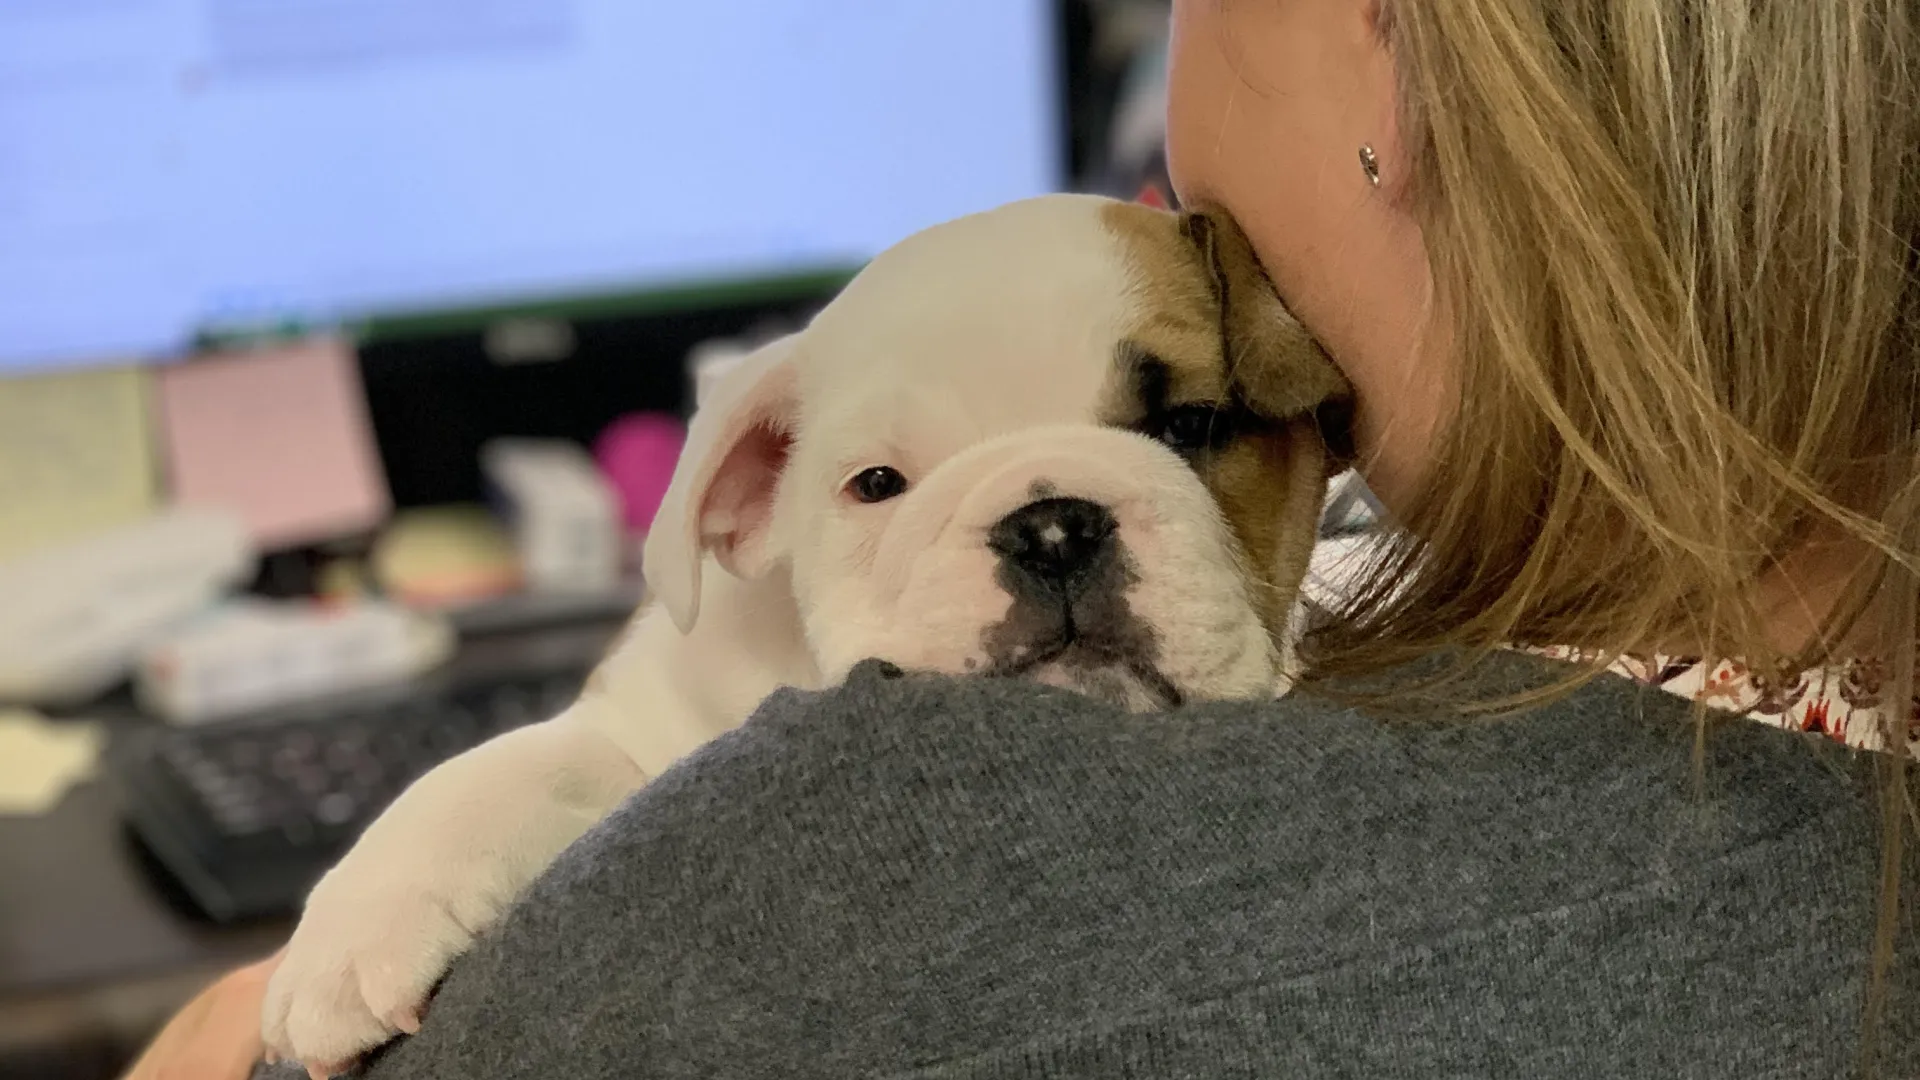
[{"x1": 261, "y1": 862, "x2": 488, "y2": 1077}]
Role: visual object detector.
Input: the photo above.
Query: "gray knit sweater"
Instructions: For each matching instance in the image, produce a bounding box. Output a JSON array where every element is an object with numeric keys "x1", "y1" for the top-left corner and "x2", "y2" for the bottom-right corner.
[{"x1": 271, "y1": 655, "x2": 1917, "y2": 1079}]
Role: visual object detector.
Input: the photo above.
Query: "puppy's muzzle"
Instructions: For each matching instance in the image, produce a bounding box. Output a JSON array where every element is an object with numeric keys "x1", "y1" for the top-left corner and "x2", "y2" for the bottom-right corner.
[
  {"x1": 980, "y1": 494, "x2": 1178, "y2": 708},
  {"x1": 987, "y1": 497, "x2": 1118, "y2": 598}
]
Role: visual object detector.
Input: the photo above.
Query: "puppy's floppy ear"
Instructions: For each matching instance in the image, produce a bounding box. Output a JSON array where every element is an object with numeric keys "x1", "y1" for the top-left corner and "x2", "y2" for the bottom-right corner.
[
  {"x1": 1181, "y1": 204, "x2": 1355, "y2": 461},
  {"x1": 642, "y1": 334, "x2": 801, "y2": 633}
]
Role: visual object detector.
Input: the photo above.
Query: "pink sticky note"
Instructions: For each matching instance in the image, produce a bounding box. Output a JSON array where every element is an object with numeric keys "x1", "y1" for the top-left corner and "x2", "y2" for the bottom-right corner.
[{"x1": 157, "y1": 338, "x2": 390, "y2": 549}]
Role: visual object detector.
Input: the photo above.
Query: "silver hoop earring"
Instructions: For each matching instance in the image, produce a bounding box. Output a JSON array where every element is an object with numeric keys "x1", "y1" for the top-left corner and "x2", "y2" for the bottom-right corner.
[{"x1": 1359, "y1": 144, "x2": 1381, "y2": 187}]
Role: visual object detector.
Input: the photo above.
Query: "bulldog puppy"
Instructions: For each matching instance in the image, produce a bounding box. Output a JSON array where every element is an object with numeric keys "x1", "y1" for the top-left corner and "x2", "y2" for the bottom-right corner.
[{"x1": 261, "y1": 193, "x2": 1351, "y2": 1075}]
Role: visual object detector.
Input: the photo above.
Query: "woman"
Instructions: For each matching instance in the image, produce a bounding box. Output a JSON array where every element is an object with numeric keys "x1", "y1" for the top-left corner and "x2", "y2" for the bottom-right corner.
[{"x1": 143, "y1": 1, "x2": 1919, "y2": 1077}]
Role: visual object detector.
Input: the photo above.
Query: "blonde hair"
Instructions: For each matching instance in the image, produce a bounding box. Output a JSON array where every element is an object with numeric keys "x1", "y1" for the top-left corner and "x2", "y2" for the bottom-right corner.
[{"x1": 1302, "y1": 0, "x2": 1919, "y2": 1061}]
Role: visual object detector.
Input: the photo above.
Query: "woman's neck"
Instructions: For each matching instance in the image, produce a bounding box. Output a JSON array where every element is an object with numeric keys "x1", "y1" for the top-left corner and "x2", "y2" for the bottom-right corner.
[{"x1": 1754, "y1": 533, "x2": 1890, "y2": 663}]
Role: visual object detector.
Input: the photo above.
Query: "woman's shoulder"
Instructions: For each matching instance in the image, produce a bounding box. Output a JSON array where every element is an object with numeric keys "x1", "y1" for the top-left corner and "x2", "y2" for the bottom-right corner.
[
  {"x1": 353, "y1": 656, "x2": 1906, "y2": 1080},
  {"x1": 628, "y1": 655, "x2": 1880, "y2": 881}
]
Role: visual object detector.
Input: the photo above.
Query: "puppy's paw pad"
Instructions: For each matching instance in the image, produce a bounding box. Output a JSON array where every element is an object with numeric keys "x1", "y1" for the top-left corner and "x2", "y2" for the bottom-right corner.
[{"x1": 262, "y1": 894, "x2": 471, "y2": 1070}]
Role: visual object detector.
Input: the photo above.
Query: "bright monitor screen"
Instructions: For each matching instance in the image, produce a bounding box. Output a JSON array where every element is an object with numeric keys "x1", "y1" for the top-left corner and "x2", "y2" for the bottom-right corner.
[{"x1": 0, "y1": 1, "x2": 1061, "y2": 371}]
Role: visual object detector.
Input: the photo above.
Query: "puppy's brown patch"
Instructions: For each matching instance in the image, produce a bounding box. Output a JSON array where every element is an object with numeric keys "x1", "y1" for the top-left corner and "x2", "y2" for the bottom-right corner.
[
  {"x1": 1099, "y1": 202, "x2": 1229, "y2": 403},
  {"x1": 1200, "y1": 417, "x2": 1335, "y2": 640},
  {"x1": 1098, "y1": 201, "x2": 1353, "y2": 644}
]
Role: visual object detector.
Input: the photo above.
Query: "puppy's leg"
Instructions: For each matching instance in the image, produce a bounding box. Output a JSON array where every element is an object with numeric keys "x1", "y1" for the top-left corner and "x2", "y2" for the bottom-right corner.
[
  {"x1": 261, "y1": 703, "x2": 640, "y2": 1072},
  {"x1": 262, "y1": 570, "x2": 813, "y2": 1074}
]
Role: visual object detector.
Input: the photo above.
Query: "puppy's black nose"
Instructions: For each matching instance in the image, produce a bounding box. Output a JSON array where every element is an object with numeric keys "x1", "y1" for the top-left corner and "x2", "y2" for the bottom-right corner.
[{"x1": 988, "y1": 497, "x2": 1118, "y2": 587}]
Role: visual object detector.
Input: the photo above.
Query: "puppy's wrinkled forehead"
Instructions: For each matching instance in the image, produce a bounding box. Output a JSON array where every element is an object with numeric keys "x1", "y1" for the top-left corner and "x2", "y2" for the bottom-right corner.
[
  {"x1": 793, "y1": 194, "x2": 1349, "y2": 435},
  {"x1": 786, "y1": 194, "x2": 1352, "y2": 538},
  {"x1": 797, "y1": 194, "x2": 1137, "y2": 442}
]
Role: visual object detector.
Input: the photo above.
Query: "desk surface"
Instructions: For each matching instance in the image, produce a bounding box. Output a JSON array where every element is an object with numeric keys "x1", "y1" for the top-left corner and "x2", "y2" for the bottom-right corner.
[
  {"x1": 0, "y1": 617, "x2": 622, "y2": 1058},
  {"x1": 0, "y1": 770, "x2": 292, "y2": 997}
]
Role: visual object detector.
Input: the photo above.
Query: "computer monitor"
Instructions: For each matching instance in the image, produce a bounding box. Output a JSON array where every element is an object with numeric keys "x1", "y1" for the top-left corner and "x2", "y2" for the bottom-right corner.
[{"x1": 0, "y1": 1, "x2": 1064, "y2": 373}]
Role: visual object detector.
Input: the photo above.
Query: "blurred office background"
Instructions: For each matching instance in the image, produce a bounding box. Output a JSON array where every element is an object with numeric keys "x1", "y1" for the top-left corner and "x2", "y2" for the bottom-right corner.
[{"x1": 0, "y1": 3, "x2": 1177, "y2": 1077}]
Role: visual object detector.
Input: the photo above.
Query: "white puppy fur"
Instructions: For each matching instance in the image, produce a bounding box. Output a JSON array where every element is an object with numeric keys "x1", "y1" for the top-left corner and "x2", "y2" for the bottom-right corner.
[{"x1": 261, "y1": 193, "x2": 1348, "y2": 1073}]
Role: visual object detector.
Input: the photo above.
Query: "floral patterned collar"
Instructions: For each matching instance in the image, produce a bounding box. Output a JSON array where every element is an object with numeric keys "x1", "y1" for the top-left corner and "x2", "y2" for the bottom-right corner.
[{"x1": 1529, "y1": 648, "x2": 1919, "y2": 758}]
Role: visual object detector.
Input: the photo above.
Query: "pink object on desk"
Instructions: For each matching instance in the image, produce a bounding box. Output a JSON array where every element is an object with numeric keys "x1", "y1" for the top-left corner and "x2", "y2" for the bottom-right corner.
[
  {"x1": 593, "y1": 413, "x2": 686, "y2": 535},
  {"x1": 156, "y1": 338, "x2": 391, "y2": 550}
]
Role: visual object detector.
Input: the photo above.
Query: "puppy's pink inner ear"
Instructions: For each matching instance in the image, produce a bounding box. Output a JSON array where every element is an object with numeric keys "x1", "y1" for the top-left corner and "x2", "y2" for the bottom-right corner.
[{"x1": 701, "y1": 422, "x2": 792, "y2": 574}]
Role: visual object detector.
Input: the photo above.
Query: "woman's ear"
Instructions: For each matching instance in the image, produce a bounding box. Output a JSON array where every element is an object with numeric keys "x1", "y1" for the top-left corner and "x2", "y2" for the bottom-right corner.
[
  {"x1": 642, "y1": 334, "x2": 801, "y2": 633},
  {"x1": 1181, "y1": 203, "x2": 1356, "y2": 465}
]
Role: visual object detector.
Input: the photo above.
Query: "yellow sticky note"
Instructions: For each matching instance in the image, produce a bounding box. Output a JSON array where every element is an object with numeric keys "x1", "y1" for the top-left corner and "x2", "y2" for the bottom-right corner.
[
  {"x1": 0, "y1": 709, "x2": 102, "y2": 816},
  {"x1": 0, "y1": 365, "x2": 158, "y2": 563}
]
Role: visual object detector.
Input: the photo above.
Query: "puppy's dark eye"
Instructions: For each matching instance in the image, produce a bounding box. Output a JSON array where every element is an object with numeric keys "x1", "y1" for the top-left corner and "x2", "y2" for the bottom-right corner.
[
  {"x1": 1154, "y1": 405, "x2": 1232, "y2": 454},
  {"x1": 847, "y1": 466, "x2": 909, "y2": 504}
]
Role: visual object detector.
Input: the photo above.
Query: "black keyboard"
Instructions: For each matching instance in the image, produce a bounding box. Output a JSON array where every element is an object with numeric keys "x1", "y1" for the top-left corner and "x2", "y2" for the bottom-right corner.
[{"x1": 111, "y1": 665, "x2": 589, "y2": 923}]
